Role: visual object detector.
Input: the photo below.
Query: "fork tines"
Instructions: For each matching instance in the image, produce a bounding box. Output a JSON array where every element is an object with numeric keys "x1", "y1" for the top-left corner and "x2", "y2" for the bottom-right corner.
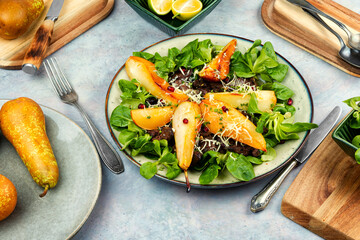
[{"x1": 44, "y1": 58, "x2": 74, "y2": 97}]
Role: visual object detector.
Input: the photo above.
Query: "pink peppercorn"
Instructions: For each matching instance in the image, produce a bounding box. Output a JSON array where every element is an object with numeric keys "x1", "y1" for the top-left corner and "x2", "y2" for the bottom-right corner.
[
  {"x1": 287, "y1": 98, "x2": 293, "y2": 105},
  {"x1": 167, "y1": 86, "x2": 175, "y2": 92},
  {"x1": 183, "y1": 118, "x2": 189, "y2": 124},
  {"x1": 138, "y1": 103, "x2": 145, "y2": 109}
]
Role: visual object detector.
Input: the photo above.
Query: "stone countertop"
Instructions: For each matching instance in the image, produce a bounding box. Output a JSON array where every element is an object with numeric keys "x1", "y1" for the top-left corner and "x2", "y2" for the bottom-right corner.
[{"x1": 1, "y1": 0, "x2": 359, "y2": 239}]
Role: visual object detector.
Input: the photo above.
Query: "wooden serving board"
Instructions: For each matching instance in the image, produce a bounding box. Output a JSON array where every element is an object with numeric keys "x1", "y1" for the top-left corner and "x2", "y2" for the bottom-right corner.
[
  {"x1": 261, "y1": 0, "x2": 360, "y2": 77},
  {"x1": 281, "y1": 129, "x2": 360, "y2": 240},
  {"x1": 0, "y1": 0, "x2": 114, "y2": 70}
]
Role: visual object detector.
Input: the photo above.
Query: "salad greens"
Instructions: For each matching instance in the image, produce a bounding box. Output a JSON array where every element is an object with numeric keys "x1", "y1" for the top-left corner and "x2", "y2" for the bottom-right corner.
[
  {"x1": 343, "y1": 96, "x2": 360, "y2": 129},
  {"x1": 355, "y1": 149, "x2": 360, "y2": 164},
  {"x1": 193, "y1": 151, "x2": 257, "y2": 184},
  {"x1": 110, "y1": 38, "x2": 317, "y2": 185},
  {"x1": 352, "y1": 135, "x2": 360, "y2": 148},
  {"x1": 110, "y1": 80, "x2": 181, "y2": 179},
  {"x1": 133, "y1": 39, "x2": 214, "y2": 80},
  {"x1": 230, "y1": 40, "x2": 289, "y2": 83},
  {"x1": 343, "y1": 96, "x2": 360, "y2": 163},
  {"x1": 117, "y1": 79, "x2": 152, "y2": 110},
  {"x1": 248, "y1": 93, "x2": 317, "y2": 142},
  {"x1": 260, "y1": 82, "x2": 294, "y2": 101},
  {"x1": 140, "y1": 143, "x2": 181, "y2": 180}
]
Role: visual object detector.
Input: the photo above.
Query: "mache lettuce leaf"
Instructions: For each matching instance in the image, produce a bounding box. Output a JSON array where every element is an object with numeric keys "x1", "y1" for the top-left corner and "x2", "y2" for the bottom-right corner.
[
  {"x1": 247, "y1": 93, "x2": 318, "y2": 142},
  {"x1": 133, "y1": 39, "x2": 215, "y2": 80},
  {"x1": 230, "y1": 40, "x2": 289, "y2": 83}
]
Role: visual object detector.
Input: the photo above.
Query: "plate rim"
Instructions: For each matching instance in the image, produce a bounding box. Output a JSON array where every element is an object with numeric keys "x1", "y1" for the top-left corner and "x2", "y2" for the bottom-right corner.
[
  {"x1": 105, "y1": 33, "x2": 314, "y2": 188},
  {"x1": 0, "y1": 99, "x2": 102, "y2": 239}
]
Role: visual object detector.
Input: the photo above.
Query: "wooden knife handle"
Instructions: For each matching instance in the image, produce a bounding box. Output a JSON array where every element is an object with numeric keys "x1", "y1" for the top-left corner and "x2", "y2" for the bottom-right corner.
[{"x1": 22, "y1": 19, "x2": 55, "y2": 75}]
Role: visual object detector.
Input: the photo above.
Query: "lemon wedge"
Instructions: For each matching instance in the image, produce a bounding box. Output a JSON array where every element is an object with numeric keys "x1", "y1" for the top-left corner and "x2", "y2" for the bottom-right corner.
[
  {"x1": 172, "y1": 0, "x2": 203, "y2": 21},
  {"x1": 148, "y1": 0, "x2": 172, "y2": 15}
]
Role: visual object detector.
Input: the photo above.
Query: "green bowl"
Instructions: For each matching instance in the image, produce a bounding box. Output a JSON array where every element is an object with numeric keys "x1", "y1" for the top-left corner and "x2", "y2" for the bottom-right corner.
[
  {"x1": 332, "y1": 109, "x2": 360, "y2": 160},
  {"x1": 124, "y1": 0, "x2": 222, "y2": 36}
]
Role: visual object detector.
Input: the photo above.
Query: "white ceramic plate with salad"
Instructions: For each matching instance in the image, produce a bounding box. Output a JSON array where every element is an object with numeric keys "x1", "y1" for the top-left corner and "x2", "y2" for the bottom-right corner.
[{"x1": 105, "y1": 33, "x2": 314, "y2": 189}]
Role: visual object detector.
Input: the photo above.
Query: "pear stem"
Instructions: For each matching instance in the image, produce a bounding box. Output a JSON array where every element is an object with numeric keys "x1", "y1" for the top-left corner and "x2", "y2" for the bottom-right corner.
[
  {"x1": 39, "y1": 184, "x2": 49, "y2": 197},
  {"x1": 184, "y1": 170, "x2": 191, "y2": 193}
]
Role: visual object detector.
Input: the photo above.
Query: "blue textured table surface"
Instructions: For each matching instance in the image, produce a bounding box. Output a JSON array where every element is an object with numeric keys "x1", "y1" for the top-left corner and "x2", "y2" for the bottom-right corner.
[{"x1": 1, "y1": 0, "x2": 360, "y2": 239}]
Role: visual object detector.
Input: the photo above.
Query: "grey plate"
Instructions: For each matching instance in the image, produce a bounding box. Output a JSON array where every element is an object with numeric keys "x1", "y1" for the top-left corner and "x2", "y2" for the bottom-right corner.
[{"x1": 0, "y1": 100, "x2": 102, "y2": 239}]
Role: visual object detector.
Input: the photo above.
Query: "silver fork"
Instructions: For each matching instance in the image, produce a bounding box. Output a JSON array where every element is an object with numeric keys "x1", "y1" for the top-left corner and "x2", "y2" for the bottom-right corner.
[{"x1": 44, "y1": 58, "x2": 124, "y2": 174}]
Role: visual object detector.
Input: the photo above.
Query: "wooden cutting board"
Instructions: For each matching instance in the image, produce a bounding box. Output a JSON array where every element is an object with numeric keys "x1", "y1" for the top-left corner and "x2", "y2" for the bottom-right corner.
[
  {"x1": 261, "y1": 0, "x2": 360, "y2": 77},
  {"x1": 0, "y1": 0, "x2": 114, "y2": 70},
  {"x1": 281, "y1": 128, "x2": 360, "y2": 240}
]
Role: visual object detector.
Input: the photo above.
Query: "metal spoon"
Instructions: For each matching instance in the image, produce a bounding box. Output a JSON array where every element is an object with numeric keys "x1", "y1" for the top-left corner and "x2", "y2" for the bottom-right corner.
[
  {"x1": 303, "y1": 9, "x2": 360, "y2": 68},
  {"x1": 287, "y1": 0, "x2": 360, "y2": 50}
]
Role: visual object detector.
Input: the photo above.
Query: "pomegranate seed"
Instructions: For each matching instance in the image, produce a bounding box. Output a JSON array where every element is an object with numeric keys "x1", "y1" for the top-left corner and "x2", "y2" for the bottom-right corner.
[
  {"x1": 203, "y1": 127, "x2": 209, "y2": 132},
  {"x1": 138, "y1": 103, "x2": 145, "y2": 109},
  {"x1": 222, "y1": 106, "x2": 228, "y2": 112},
  {"x1": 287, "y1": 98, "x2": 293, "y2": 105},
  {"x1": 167, "y1": 86, "x2": 175, "y2": 92},
  {"x1": 183, "y1": 118, "x2": 189, "y2": 124},
  {"x1": 223, "y1": 77, "x2": 230, "y2": 83}
]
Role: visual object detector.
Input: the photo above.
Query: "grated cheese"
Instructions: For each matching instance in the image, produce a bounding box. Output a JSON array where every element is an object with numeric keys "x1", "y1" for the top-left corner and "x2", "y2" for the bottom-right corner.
[
  {"x1": 146, "y1": 99, "x2": 167, "y2": 108},
  {"x1": 222, "y1": 75, "x2": 259, "y2": 94},
  {"x1": 198, "y1": 138, "x2": 221, "y2": 152},
  {"x1": 194, "y1": 144, "x2": 203, "y2": 154},
  {"x1": 183, "y1": 89, "x2": 203, "y2": 104}
]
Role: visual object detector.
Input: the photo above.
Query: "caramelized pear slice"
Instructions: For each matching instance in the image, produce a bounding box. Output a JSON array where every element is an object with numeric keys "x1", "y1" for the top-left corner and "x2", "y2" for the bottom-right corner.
[
  {"x1": 131, "y1": 106, "x2": 176, "y2": 130},
  {"x1": 204, "y1": 90, "x2": 276, "y2": 112},
  {"x1": 128, "y1": 56, "x2": 189, "y2": 101},
  {"x1": 200, "y1": 99, "x2": 266, "y2": 151},
  {"x1": 199, "y1": 39, "x2": 237, "y2": 82},
  {"x1": 125, "y1": 56, "x2": 179, "y2": 105},
  {"x1": 173, "y1": 102, "x2": 201, "y2": 191}
]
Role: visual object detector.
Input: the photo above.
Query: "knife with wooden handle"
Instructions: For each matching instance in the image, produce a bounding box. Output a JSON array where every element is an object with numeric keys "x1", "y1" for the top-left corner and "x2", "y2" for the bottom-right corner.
[{"x1": 22, "y1": 0, "x2": 65, "y2": 75}]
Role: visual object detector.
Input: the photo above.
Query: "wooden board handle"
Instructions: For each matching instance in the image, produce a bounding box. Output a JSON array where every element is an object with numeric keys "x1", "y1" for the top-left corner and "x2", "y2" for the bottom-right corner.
[{"x1": 22, "y1": 19, "x2": 55, "y2": 75}]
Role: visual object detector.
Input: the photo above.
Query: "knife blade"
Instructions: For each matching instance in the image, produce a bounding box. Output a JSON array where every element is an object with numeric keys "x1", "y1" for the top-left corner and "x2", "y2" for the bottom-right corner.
[
  {"x1": 22, "y1": 0, "x2": 65, "y2": 75},
  {"x1": 250, "y1": 106, "x2": 341, "y2": 213}
]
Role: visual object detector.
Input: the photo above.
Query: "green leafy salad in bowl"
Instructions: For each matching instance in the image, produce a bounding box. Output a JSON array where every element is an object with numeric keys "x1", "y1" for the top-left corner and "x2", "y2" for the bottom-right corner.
[
  {"x1": 107, "y1": 34, "x2": 316, "y2": 190},
  {"x1": 333, "y1": 97, "x2": 360, "y2": 163}
]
